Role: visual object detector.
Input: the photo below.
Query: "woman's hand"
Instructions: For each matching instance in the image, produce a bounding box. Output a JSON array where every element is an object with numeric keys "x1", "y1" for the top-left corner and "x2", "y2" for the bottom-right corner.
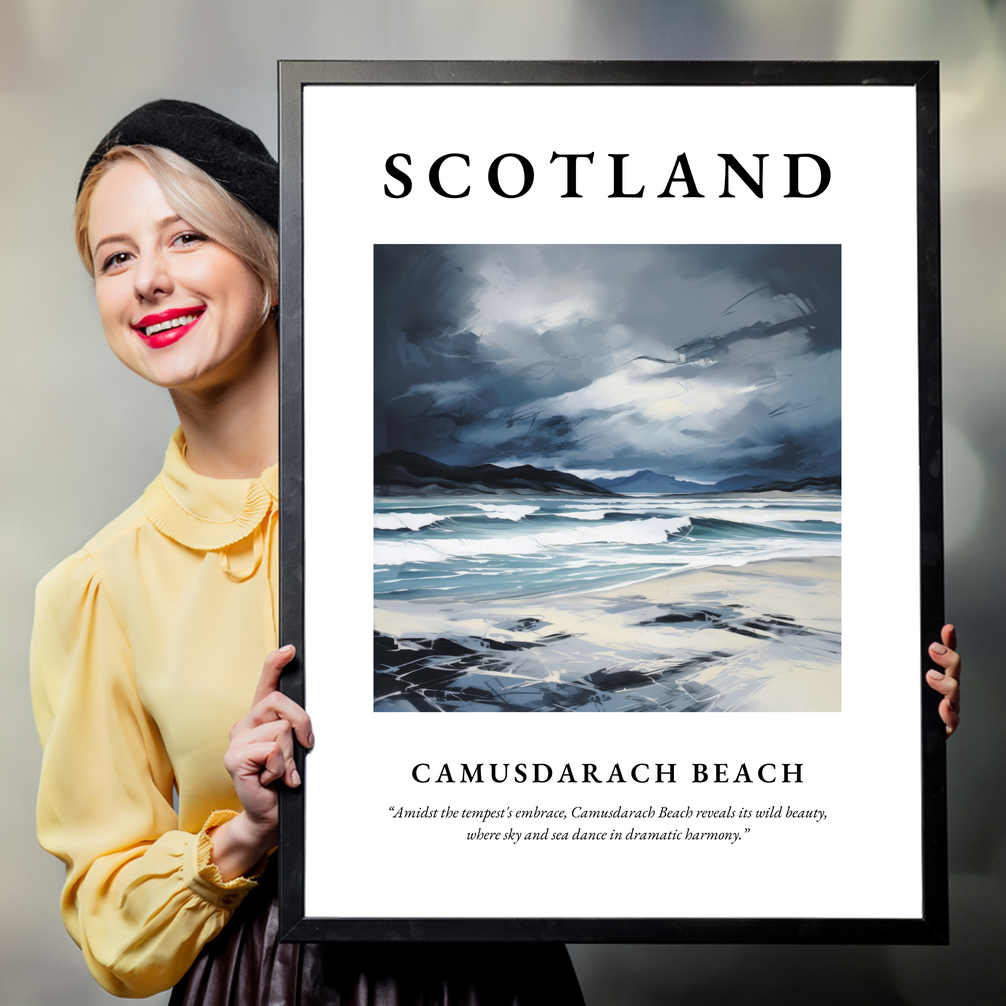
[
  {"x1": 926, "y1": 624, "x2": 961, "y2": 738},
  {"x1": 209, "y1": 645, "x2": 314, "y2": 881}
]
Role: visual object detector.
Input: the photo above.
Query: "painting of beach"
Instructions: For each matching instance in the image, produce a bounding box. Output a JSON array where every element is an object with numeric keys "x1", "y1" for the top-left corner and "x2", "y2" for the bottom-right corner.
[{"x1": 373, "y1": 245, "x2": 841, "y2": 712}]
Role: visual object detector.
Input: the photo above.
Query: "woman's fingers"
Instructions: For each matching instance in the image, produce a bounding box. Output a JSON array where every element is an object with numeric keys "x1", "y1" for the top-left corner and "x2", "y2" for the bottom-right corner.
[
  {"x1": 230, "y1": 719, "x2": 302, "y2": 788},
  {"x1": 928, "y1": 631, "x2": 961, "y2": 683},
  {"x1": 224, "y1": 738, "x2": 287, "y2": 788},
  {"x1": 927, "y1": 623, "x2": 961, "y2": 737},
  {"x1": 258, "y1": 741, "x2": 289, "y2": 788},
  {"x1": 941, "y1": 623, "x2": 958, "y2": 653},
  {"x1": 223, "y1": 644, "x2": 311, "y2": 815},
  {"x1": 255, "y1": 691, "x2": 313, "y2": 749},
  {"x1": 925, "y1": 677, "x2": 961, "y2": 736},
  {"x1": 925, "y1": 667, "x2": 959, "y2": 705},
  {"x1": 218, "y1": 647, "x2": 309, "y2": 847},
  {"x1": 252, "y1": 644, "x2": 296, "y2": 706},
  {"x1": 232, "y1": 689, "x2": 314, "y2": 750},
  {"x1": 243, "y1": 644, "x2": 314, "y2": 749}
]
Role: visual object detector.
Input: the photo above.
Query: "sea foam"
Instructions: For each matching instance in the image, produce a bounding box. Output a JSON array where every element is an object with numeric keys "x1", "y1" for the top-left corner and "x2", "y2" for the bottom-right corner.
[
  {"x1": 374, "y1": 512, "x2": 443, "y2": 531},
  {"x1": 470, "y1": 503, "x2": 541, "y2": 521},
  {"x1": 374, "y1": 516, "x2": 692, "y2": 565}
]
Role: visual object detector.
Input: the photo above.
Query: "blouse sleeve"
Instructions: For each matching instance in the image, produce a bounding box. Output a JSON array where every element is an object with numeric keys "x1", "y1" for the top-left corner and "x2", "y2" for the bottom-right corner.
[{"x1": 31, "y1": 549, "x2": 262, "y2": 998}]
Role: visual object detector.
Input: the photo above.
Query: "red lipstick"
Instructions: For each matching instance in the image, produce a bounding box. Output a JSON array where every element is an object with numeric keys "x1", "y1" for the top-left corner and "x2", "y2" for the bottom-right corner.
[{"x1": 132, "y1": 306, "x2": 205, "y2": 349}]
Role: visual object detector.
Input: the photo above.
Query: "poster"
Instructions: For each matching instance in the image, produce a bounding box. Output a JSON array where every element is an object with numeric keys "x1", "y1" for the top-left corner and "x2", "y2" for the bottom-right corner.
[
  {"x1": 278, "y1": 62, "x2": 945, "y2": 942},
  {"x1": 372, "y1": 242, "x2": 841, "y2": 715}
]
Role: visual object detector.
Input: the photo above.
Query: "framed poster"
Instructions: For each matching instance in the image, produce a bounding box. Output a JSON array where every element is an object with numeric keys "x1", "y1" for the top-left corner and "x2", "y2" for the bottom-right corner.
[{"x1": 277, "y1": 61, "x2": 946, "y2": 943}]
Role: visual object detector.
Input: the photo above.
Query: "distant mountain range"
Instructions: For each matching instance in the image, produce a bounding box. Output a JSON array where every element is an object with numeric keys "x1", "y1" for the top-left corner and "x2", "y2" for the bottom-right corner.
[
  {"x1": 593, "y1": 471, "x2": 709, "y2": 493},
  {"x1": 374, "y1": 453, "x2": 840, "y2": 497},
  {"x1": 594, "y1": 469, "x2": 840, "y2": 495},
  {"x1": 375, "y1": 451, "x2": 618, "y2": 497}
]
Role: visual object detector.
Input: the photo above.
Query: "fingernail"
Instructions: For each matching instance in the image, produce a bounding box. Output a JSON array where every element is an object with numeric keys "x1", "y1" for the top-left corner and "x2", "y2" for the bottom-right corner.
[
  {"x1": 927, "y1": 669, "x2": 944, "y2": 679},
  {"x1": 931, "y1": 643, "x2": 947, "y2": 655},
  {"x1": 292, "y1": 768, "x2": 301, "y2": 787},
  {"x1": 280, "y1": 644, "x2": 295, "y2": 654},
  {"x1": 306, "y1": 732, "x2": 315, "y2": 748}
]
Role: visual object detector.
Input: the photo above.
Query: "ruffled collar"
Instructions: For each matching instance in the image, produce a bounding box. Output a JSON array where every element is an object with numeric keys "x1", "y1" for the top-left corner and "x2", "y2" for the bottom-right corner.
[{"x1": 143, "y1": 428, "x2": 278, "y2": 551}]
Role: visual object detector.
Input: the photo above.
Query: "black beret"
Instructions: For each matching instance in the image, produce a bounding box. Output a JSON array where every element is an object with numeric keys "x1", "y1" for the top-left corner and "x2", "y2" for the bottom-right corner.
[{"x1": 78, "y1": 99, "x2": 278, "y2": 228}]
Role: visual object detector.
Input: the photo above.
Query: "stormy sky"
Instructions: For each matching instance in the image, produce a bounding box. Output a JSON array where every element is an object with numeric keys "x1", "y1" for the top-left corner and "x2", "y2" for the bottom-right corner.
[{"x1": 374, "y1": 245, "x2": 840, "y2": 484}]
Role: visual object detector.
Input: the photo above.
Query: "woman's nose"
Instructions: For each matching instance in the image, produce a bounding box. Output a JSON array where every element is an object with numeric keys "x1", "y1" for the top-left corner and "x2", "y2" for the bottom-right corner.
[{"x1": 133, "y1": 249, "x2": 173, "y2": 302}]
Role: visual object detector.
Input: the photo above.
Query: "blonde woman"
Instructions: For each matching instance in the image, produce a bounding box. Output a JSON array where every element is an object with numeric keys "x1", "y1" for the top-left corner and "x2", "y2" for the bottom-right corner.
[{"x1": 32, "y1": 100, "x2": 586, "y2": 1004}]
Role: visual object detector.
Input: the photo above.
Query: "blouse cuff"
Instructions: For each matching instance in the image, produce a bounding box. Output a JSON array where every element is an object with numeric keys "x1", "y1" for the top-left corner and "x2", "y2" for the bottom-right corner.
[{"x1": 183, "y1": 810, "x2": 269, "y2": 909}]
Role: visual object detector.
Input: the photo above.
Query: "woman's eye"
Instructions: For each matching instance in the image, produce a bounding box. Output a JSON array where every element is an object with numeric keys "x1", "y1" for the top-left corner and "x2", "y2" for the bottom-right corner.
[
  {"x1": 101, "y1": 251, "x2": 132, "y2": 273},
  {"x1": 173, "y1": 231, "x2": 208, "y2": 248}
]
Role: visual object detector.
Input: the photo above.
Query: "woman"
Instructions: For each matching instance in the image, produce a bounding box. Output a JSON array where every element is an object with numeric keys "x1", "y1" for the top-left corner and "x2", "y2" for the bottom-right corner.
[
  {"x1": 33, "y1": 99, "x2": 962, "y2": 1003},
  {"x1": 31, "y1": 100, "x2": 586, "y2": 1003}
]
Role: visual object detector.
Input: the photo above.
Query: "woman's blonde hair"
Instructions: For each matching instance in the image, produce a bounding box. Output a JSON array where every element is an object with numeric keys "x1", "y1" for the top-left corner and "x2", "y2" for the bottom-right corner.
[{"x1": 75, "y1": 145, "x2": 279, "y2": 323}]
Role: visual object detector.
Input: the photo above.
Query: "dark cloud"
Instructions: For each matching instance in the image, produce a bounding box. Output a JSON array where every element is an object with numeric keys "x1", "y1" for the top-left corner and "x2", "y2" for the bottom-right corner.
[{"x1": 374, "y1": 244, "x2": 841, "y2": 483}]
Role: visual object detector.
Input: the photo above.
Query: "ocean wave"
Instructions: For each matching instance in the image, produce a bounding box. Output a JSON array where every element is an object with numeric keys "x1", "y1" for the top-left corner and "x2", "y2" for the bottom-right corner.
[
  {"x1": 542, "y1": 541, "x2": 843, "y2": 598},
  {"x1": 675, "y1": 507, "x2": 840, "y2": 525},
  {"x1": 374, "y1": 512, "x2": 444, "y2": 531},
  {"x1": 374, "y1": 538, "x2": 842, "y2": 601},
  {"x1": 374, "y1": 516, "x2": 693, "y2": 565},
  {"x1": 373, "y1": 492, "x2": 842, "y2": 602},
  {"x1": 470, "y1": 503, "x2": 540, "y2": 521},
  {"x1": 551, "y1": 500, "x2": 839, "y2": 525}
]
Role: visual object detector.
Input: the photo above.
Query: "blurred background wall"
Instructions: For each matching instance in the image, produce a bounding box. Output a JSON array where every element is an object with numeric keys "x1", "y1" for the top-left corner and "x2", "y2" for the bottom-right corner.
[{"x1": 1, "y1": 1, "x2": 1003, "y2": 1003}]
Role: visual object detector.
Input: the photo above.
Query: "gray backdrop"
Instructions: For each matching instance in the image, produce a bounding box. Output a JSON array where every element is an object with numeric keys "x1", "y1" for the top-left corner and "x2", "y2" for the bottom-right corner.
[{"x1": 2, "y1": 2, "x2": 1002, "y2": 1003}]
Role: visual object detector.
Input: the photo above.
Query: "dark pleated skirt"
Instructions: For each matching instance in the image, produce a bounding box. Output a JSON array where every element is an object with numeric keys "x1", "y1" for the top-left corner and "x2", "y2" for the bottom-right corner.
[{"x1": 169, "y1": 869, "x2": 584, "y2": 1006}]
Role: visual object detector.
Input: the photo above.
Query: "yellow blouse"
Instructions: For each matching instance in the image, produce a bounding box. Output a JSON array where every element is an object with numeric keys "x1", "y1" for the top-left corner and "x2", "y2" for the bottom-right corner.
[{"x1": 31, "y1": 429, "x2": 279, "y2": 998}]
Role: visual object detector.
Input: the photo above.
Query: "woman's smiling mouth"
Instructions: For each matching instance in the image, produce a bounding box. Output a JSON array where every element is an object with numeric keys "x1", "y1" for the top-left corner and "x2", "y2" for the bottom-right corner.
[{"x1": 133, "y1": 307, "x2": 206, "y2": 348}]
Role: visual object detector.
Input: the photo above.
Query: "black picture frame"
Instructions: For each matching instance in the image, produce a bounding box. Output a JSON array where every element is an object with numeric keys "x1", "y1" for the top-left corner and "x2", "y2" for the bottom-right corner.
[{"x1": 277, "y1": 60, "x2": 945, "y2": 944}]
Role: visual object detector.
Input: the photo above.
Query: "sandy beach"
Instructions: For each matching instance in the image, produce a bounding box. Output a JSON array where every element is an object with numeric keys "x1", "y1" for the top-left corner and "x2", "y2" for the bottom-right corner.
[{"x1": 374, "y1": 555, "x2": 840, "y2": 712}]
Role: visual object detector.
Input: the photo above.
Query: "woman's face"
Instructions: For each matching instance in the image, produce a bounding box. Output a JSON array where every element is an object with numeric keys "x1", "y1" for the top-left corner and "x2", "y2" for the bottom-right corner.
[{"x1": 87, "y1": 158, "x2": 270, "y2": 393}]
